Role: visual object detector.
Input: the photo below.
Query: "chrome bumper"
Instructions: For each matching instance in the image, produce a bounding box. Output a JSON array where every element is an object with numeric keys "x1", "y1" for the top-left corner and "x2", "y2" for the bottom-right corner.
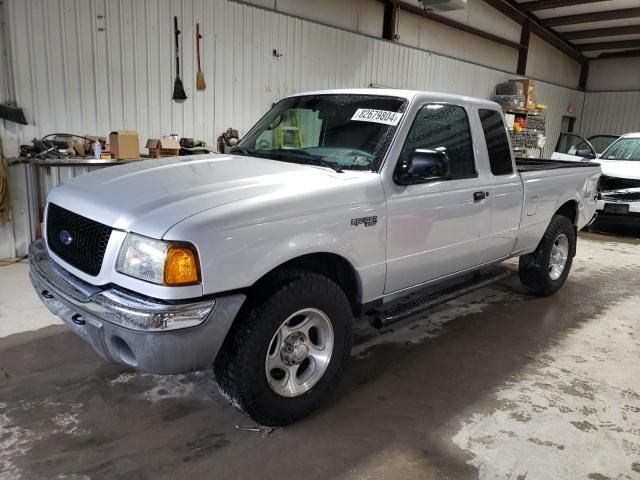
[{"x1": 29, "y1": 239, "x2": 246, "y2": 374}]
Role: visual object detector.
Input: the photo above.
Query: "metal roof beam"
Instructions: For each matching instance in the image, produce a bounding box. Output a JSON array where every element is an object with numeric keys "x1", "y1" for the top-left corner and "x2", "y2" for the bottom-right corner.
[
  {"x1": 564, "y1": 25, "x2": 640, "y2": 40},
  {"x1": 382, "y1": 1, "x2": 399, "y2": 41},
  {"x1": 383, "y1": 1, "x2": 525, "y2": 50},
  {"x1": 521, "y1": 0, "x2": 608, "y2": 12},
  {"x1": 479, "y1": 0, "x2": 585, "y2": 62},
  {"x1": 541, "y1": 7, "x2": 640, "y2": 27},
  {"x1": 578, "y1": 38, "x2": 640, "y2": 51},
  {"x1": 517, "y1": 21, "x2": 531, "y2": 74},
  {"x1": 597, "y1": 48, "x2": 640, "y2": 59}
]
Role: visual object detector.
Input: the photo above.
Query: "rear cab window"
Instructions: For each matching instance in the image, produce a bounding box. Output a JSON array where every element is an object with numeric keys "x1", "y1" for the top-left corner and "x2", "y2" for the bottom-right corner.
[{"x1": 478, "y1": 109, "x2": 513, "y2": 176}]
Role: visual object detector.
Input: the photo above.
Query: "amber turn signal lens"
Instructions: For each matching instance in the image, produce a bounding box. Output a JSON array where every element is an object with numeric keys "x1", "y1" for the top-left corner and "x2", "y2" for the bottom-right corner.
[{"x1": 164, "y1": 246, "x2": 200, "y2": 285}]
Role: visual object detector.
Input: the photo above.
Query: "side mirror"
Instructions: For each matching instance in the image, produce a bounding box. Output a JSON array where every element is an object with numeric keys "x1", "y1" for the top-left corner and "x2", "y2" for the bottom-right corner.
[
  {"x1": 576, "y1": 149, "x2": 596, "y2": 160},
  {"x1": 395, "y1": 149, "x2": 451, "y2": 185}
]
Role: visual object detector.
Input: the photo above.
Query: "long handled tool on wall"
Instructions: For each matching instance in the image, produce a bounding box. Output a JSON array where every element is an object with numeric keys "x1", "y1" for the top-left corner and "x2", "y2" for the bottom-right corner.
[
  {"x1": 196, "y1": 23, "x2": 206, "y2": 91},
  {"x1": 172, "y1": 16, "x2": 187, "y2": 101}
]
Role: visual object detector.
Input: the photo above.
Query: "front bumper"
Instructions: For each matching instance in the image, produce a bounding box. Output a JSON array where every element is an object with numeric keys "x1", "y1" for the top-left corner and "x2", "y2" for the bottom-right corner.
[
  {"x1": 593, "y1": 211, "x2": 640, "y2": 229},
  {"x1": 29, "y1": 239, "x2": 246, "y2": 374},
  {"x1": 596, "y1": 197, "x2": 640, "y2": 228}
]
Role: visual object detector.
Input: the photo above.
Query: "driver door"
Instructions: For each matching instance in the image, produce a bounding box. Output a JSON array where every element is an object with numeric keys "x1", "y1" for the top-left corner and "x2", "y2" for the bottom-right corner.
[
  {"x1": 552, "y1": 133, "x2": 596, "y2": 161},
  {"x1": 384, "y1": 104, "x2": 494, "y2": 294},
  {"x1": 588, "y1": 135, "x2": 619, "y2": 155}
]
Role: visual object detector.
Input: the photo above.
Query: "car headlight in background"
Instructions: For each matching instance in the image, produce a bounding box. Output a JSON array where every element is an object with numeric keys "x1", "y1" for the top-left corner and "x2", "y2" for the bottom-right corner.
[{"x1": 116, "y1": 233, "x2": 200, "y2": 286}]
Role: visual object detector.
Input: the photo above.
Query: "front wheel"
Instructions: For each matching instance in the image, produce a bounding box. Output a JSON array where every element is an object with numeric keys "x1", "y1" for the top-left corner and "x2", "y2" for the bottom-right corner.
[
  {"x1": 214, "y1": 269, "x2": 352, "y2": 426},
  {"x1": 519, "y1": 214, "x2": 576, "y2": 296}
]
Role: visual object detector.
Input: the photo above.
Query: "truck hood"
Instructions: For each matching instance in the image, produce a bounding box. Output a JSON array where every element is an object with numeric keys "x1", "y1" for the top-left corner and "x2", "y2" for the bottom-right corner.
[
  {"x1": 596, "y1": 159, "x2": 640, "y2": 181},
  {"x1": 47, "y1": 154, "x2": 363, "y2": 238}
]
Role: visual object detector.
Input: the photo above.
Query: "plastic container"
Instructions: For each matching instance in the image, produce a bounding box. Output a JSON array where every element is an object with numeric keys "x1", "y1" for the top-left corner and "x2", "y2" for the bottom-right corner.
[
  {"x1": 495, "y1": 82, "x2": 519, "y2": 96},
  {"x1": 493, "y1": 95, "x2": 525, "y2": 109},
  {"x1": 93, "y1": 140, "x2": 101, "y2": 159}
]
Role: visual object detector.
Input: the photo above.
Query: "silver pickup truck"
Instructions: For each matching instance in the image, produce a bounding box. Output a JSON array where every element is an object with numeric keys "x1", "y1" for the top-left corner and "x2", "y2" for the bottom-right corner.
[{"x1": 30, "y1": 89, "x2": 600, "y2": 426}]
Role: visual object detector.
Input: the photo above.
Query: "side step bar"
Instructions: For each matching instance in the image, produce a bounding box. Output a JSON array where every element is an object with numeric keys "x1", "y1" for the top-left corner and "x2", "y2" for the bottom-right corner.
[{"x1": 370, "y1": 267, "x2": 511, "y2": 329}]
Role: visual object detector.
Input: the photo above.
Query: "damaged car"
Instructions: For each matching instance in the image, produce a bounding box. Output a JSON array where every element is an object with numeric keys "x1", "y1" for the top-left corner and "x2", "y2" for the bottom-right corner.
[
  {"x1": 553, "y1": 132, "x2": 640, "y2": 227},
  {"x1": 595, "y1": 134, "x2": 640, "y2": 227}
]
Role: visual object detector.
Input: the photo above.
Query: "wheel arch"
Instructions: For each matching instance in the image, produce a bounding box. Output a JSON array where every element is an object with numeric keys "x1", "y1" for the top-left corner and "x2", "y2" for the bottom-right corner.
[
  {"x1": 249, "y1": 252, "x2": 363, "y2": 316},
  {"x1": 553, "y1": 199, "x2": 578, "y2": 256},
  {"x1": 554, "y1": 199, "x2": 578, "y2": 225}
]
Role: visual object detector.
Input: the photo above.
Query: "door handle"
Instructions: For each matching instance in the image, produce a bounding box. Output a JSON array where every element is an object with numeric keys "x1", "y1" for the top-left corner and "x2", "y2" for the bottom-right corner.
[{"x1": 473, "y1": 191, "x2": 488, "y2": 202}]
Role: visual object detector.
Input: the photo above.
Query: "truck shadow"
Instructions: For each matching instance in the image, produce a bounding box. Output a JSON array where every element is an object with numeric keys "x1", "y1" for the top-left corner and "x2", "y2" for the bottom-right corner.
[{"x1": 585, "y1": 221, "x2": 640, "y2": 240}]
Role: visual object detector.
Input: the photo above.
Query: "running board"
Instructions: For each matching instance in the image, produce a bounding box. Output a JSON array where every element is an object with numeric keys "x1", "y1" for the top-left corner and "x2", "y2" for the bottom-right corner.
[{"x1": 370, "y1": 267, "x2": 511, "y2": 329}]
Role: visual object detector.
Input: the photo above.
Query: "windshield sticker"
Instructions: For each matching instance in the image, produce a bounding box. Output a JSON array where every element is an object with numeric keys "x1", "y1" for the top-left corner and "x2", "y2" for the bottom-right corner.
[{"x1": 351, "y1": 109, "x2": 403, "y2": 126}]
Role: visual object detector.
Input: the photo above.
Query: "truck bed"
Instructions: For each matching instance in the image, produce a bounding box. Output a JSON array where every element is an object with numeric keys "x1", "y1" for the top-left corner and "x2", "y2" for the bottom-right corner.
[{"x1": 516, "y1": 157, "x2": 600, "y2": 172}]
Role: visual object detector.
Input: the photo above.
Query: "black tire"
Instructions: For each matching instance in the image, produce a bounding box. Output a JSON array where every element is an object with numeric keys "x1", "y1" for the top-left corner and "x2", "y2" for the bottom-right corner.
[
  {"x1": 519, "y1": 214, "x2": 576, "y2": 296},
  {"x1": 214, "y1": 269, "x2": 353, "y2": 426}
]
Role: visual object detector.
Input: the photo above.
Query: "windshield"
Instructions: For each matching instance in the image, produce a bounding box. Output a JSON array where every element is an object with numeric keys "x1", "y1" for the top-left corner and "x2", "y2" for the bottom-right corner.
[
  {"x1": 601, "y1": 138, "x2": 640, "y2": 161},
  {"x1": 588, "y1": 135, "x2": 618, "y2": 154},
  {"x1": 236, "y1": 94, "x2": 407, "y2": 171}
]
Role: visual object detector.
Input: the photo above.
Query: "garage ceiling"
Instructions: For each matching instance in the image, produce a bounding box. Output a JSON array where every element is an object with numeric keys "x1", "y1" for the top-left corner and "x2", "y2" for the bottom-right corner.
[{"x1": 512, "y1": 0, "x2": 640, "y2": 59}]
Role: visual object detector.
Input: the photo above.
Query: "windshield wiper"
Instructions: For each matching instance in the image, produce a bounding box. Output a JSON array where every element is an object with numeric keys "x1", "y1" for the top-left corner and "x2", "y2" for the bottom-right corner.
[
  {"x1": 229, "y1": 146, "x2": 255, "y2": 156},
  {"x1": 230, "y1": 146, "x2": 343, "y2": 173},
  {"x1": 266, "y1": 148, "x2": 343, "y2": 173}
]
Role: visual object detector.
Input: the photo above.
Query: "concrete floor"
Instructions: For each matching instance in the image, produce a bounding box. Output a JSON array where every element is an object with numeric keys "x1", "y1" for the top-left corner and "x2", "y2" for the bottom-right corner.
[{"x1": 1, "y1": 230, "x2": 639, "y2": 480}]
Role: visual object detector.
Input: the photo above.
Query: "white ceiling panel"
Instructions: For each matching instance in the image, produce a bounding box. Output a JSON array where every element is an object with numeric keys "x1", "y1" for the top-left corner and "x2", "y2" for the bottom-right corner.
[
  {"x1": 572, "y1": 33, "x2": 640, "y2": 44},
  {"x1": 555, "y1": 18, "x2": 640, "y2": 33},
  {"x1": 523, "y1": 0, "x2": 640, "y2": 20},
  {"x1": 583, "y1": 47, "x2": 640, "y2": 57}
]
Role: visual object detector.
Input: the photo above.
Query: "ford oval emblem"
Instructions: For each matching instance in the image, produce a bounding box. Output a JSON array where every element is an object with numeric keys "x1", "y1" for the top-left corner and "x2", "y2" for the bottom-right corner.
[{"x1": 59, "y1": 230, "x2": 73, "y2": 246}]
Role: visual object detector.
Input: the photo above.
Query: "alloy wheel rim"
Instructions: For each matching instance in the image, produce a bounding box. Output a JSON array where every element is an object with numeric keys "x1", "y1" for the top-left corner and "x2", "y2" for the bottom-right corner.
[
  {"x1": 265, "y1": 308, "x2": 334, "y2": 398},
  {"x1": 549, "y1": 233, "x2": 569, "y2": 280}
]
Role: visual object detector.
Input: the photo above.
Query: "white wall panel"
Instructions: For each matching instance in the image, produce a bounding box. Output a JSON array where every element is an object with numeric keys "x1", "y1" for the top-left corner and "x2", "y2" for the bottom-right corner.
[
  {"x1": 587, "y1": 58, "x2": 640, "y2": 92},
  {"x1": 580, "y1": 91, "x2": 640, "y2": 138},
  {"x1": 397, "y1": 10, "x2": 519, "y2": 73},
  {"x1": 400, "y1": 0, "x2": 522, "y2": 44},
  {"x1": 1, "y1": 0, "x2": 587, "y2": 149},
  {"x1": 0, "y1": 1, "x2": 11, "y2": 257},
  {"x1": 535, "y1": 80, "x2": 586, "y2": 155},
  {"x1": 526, "y1": 34, "x2": 581, "y2": 89},
  {"x1": 0, "y1": 0, "x2": 585, "y2": 257}
]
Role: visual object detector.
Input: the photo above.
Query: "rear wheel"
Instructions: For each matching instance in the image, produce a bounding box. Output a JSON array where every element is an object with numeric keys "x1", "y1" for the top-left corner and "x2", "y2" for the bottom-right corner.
[
  {"x1": 519, "y1": 214, "x2": 576, "y2": 296},
  {"x1": 214, "y1": 269, "x2": 352, "y2": 426}
]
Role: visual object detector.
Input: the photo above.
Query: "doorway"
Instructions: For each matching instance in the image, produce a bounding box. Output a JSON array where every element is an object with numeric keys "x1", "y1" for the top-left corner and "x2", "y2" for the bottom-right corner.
[{"x1": 561, "y1": 116, "x2": 576, "y2": 133}]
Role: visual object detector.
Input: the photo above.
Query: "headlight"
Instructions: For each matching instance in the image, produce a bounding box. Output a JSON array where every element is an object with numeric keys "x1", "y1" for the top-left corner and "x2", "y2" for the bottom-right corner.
[{"x1": 116, "y1": 233, "x2": 200, "y2": 286}]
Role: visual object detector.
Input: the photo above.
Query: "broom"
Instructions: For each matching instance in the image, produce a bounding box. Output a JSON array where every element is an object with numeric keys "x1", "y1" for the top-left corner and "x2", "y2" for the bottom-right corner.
[
  {"x1": 172, "y1": 16, "x2": 187, "y2": 101},
  {"x1": 196, "y1": 23, "x2": 206, "y2": 91}
]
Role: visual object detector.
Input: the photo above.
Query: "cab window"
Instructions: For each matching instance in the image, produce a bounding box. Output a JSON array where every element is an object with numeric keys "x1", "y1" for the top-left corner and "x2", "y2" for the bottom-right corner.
[
  {"x1": 399, "y1": 104, "x2": 476, "y2": 179},
  {"x1": 479, "y1": 109, "x2": 513, "y2": 176}
]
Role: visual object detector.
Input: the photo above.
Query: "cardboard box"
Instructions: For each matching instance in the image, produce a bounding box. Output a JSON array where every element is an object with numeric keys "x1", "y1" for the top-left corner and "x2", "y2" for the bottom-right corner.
[
  {"x1": 510, "y1": 79, "x2": 536, "y2": 110},
  {"x1": 109, "y1": 130, "x2": 140, "y2": 159},
  {"x1": 146, "y1": 138, "x2": 181, "y2": 158},
  {"x1": 526, "y1": 93, "x2": 537, "y2": 111},
  {"x1": 511, "y1": 78, "x2": 534, "y2": 95}
]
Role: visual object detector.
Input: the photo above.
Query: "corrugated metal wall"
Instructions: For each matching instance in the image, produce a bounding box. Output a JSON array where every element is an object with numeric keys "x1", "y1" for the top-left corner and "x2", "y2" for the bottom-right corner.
[
  {"x1": 2, "y1": 0, "x2": 585, "y2": 154},
  {"x1": 534, "y1": 81, "x2": 585, "y2": 156},
  {"x1": 579, "y1": 91, "x2": 640, "y2": 138},
  {"x1": 0, "y1": 0, "x2": 586, "y2": 257}
]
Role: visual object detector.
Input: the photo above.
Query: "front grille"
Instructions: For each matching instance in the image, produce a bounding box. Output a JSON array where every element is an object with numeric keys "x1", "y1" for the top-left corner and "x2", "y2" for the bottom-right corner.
[
  {"x1": 601, "y1": 190, "x2": 640, "y2": 202},
  {"x1": 46, "y1": 203, "x2": 112, "y2": 276},
  {"x1": 598, "y1": 175, "x2": 640, "y2": 192}
]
